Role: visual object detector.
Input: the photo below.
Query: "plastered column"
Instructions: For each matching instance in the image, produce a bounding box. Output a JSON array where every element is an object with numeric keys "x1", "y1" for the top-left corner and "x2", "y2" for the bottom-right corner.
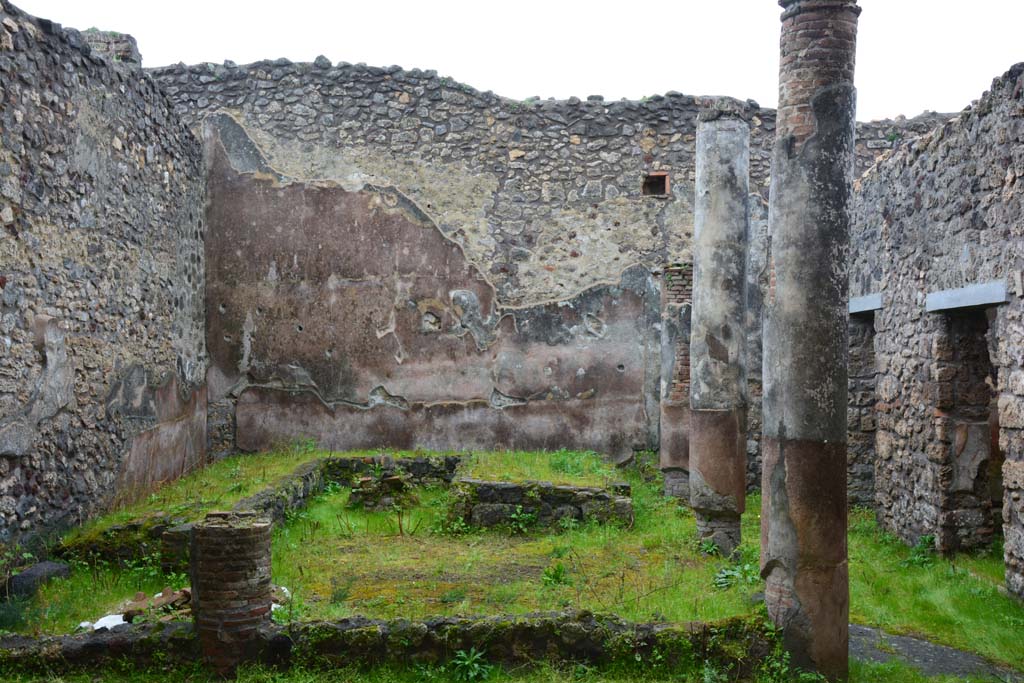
[
  {"x1": 689, "y1": 108, "x2": 750, "y2": 556},
  {"x1": 761, "y1": 0, "x2": 860, "y2": 679}
]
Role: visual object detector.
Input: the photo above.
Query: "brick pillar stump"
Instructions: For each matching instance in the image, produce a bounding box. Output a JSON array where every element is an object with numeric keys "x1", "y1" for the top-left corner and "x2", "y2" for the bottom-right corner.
[{"x1": 191, "y1": 511, "x2": 273, "y2": 676}]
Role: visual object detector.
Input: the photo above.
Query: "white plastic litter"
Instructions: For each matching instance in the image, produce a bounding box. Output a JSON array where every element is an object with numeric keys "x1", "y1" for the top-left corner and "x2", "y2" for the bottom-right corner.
[{"x1": 92, "y1": 614, "x2": 126, "y2": 630}]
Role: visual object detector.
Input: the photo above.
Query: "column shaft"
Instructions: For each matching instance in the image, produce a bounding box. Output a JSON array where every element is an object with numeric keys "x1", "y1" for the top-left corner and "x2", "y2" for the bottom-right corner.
[
  {"x1": 689, "y1": 111, "x2": 750, "y2": 556},
  {"x1": 762, "y1": 0, "x2": 860, "y2": 679}
]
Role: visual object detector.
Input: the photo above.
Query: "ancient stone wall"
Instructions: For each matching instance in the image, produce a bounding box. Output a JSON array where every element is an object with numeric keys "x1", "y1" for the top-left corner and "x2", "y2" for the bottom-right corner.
[
  {"x1": 848, "y1": 314, "x2": 877, "y2": 506},
  {"x1": 854, "y1": 113, "x2": 955, "y2": 179},
  {"x1": 149, "y1": 61, "x2": 782, "y2": 460},
  {"x1": 850, "y1": 64, "x2": 1024, "y2": 597},
  {"x1": 0, "y1": 1, "x2": 206, "y2": 546},
  {"x1": 148, "y1": 58, "x2": 944, "y2": 468}
]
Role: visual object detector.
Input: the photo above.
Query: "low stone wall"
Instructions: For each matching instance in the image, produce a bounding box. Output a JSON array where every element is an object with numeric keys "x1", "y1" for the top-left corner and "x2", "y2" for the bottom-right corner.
[
  {"x1": 0, "y1": 612, "x2": 774, "y2": 679},
  {"x1": 448, "y1": 478, "x2": 633, "y2": 529},
  {"x1": 233, "y1": 460, "x2": 325, "y2": 525},
  {"x1": 0, "y1": 622, "x2": 198, "y2": 671},
  {"x1": 61, "y1": 454, "x2": 463, "y2": 569},
  {"x1": 278, "y1": 611, "x2": 771, "y2": 674},
  {"x1": 55, "y1": 516, "x2": 177, "y2": 564},
  {"x1": 322, "y1": 454, "x2": 461, "y2": 486}
]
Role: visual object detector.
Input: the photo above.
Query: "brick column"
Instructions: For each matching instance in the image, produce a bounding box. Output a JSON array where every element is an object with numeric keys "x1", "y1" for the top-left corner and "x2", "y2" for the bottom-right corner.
[
  {"x1": 191, "y1": 511, "x2": 273, "y2": 675},
  {"x1": 689, "y1": 106, "x2": 750, "y2": 556},
  {"x1": 762, "y1": 0, "x2": 860, "y2": 679},
  {"x1": 660, "y1": 265, "x2": 693, "y2": 499}
]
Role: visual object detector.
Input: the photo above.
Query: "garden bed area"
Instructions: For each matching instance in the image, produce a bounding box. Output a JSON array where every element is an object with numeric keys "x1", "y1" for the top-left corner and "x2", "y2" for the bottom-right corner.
[{"x1": 0, "y1": 447, "x2": 1022, "y2": 681}]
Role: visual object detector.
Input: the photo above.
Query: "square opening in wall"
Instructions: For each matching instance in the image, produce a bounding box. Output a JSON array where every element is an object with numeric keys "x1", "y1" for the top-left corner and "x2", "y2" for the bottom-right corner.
[{"x1": 642, "y1": 172, "x2": 669, "y2": 196}]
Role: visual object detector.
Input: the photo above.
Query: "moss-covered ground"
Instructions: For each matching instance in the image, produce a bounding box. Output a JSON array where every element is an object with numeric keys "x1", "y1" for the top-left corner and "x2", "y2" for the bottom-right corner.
[
  {"x1": 2, "y1": 447, "x2": 1022, "y2": 681},
  {"x1": 58, "y1": 446, "x2": 611, "y2": 551},
  {"x1": 58, "y1": 441, "x2": 327, "y2": 546}
]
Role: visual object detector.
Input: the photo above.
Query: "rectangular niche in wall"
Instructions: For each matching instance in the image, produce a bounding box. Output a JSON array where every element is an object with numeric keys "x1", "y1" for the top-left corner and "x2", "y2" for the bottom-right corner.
[
  {"x1": 642, "y1": 172, "x2": 669, "y2": 196},
  {"x1": 935, "y1": 307, "x2": 1004, "y2": 552}
]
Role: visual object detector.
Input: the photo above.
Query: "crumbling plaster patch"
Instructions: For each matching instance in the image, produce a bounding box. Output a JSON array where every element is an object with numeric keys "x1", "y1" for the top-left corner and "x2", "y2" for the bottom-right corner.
[{"x1": 225, "y1": 111, "x2": 684, "y2": 308}]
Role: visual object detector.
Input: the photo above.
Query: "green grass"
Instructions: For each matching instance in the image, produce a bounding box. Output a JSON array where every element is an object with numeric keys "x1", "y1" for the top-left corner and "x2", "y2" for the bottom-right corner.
[
  {"x1": 270, "y1": 466, "x2": 758, "y2": 625},
  {"x1": 1, "y1": 554, "x2": 184, "y2": 635},
  {"x1": 5, "y1": 448, "x2": 1023, "y2": 679},
  {"x1": 459, "y1": 449, "x2": 617, "y2": 487},
  {"x1": 847, "y1": 507, "x2": 1023, "y2": 669},
  {"x1": 58, "y1": 447, "x2": 612, "y2": 548}
]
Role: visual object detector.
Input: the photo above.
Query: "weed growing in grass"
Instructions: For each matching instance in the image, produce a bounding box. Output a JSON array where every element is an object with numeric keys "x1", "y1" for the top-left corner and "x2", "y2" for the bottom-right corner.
[
  {"x1": 0, "y1": 596, "x2": 34, "y2": 632},
  {"x1": 542, "y1": 562, "x2": 571, "y2": 587},
  {"x1": 700, "y1": 661, "x2": 728, "y2": 683},
  {"x1": 433, "y1": 513, "x2": 472, "y2": 536},
  {"x1": 507, "y1": 505, "x2": 536, "y2": 535},
  {"x1": 900, "y1": 535, "x2": 936, "y2": 568},
  {"x1": 388, "y1": 505, "x2": 424, "y2": 537},
  {"x1": 699, "y1": 538, "x2": 720, "y2": 556},
  {"x1": 757, "y1": 641, "x2": 828, "y2": 683},
  {"x1": 451, "y1": 647, "x2": 493, "y2": 682},
  {"x1": 330, "y1": 577, "x2": 355, "y2": 604},
  {"x1": 272, "y1": 587, "x2": 308, "y2": 625},
  {"x1": 558, "y1": 516, "x2": 580, "y2": 532},
  {"x1": 712, "y1": 562, "x2": 759, "y2": 590},
  {"x1": 440, "y1": 587, "x2": 468, "y2": 604}
]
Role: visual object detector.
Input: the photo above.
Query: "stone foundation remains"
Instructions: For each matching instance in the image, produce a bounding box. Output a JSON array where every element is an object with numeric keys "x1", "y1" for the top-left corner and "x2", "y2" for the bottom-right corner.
[{"x1": 448, "y1": 478, "x2": 633, "y2": 530}]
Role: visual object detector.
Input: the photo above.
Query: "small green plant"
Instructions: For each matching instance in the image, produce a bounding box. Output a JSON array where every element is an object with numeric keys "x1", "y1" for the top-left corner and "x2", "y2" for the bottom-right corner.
[
  {"x1": 699, "y1": 538, "x2": 721, "y2": 556},
  {"x1": 0, "y1": 597, "x2": 32, "y2": 632},
  {"x1": 433, "y1": 513, "x2": 471, "y2": 536},
  {"x1": 294, "y1": 438, "x2": 318, "y2": 455},
  {"x1": 759, "y1": 637, "x2": 830, "y2": 682},
  {"x1": 557, "y1": 515, "x2": 580, "y2": 532},
  {"x1": 701, "y1": 660, "x2": 728, "y2": 683},
  {"x1": 451, "y1": 646, "x2": 493, "y2": 682},
  {"x1": 901, "y1": 534, "x2": 936, "y2": 568},
  {"x1": 550, "y1": 544, "x2": 570, "y2": 559},
  {"x1": 330, "y1": 577, "x2": 354, "y2": 604},
  {"x1": 440, "y1": 587, "x2": 467, "y2": 604},
  {"x1": 507, "y1": 505, "x2": 536, "y2": 535},
  {"x1": 542, "y1": 562, "x2": 571, "y2": 587},
  {"x1": 551, "y1": 449, "x2": 585, "y2": 477},
  {"x1": 713, "y1": 562, "x2": 760, "y2": 590}
]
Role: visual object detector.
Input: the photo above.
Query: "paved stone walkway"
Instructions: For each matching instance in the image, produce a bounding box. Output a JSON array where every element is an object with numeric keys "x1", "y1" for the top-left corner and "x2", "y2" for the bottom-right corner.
[{"x1": 851, "y1": 624, "x2": 1023, "y2": 681}]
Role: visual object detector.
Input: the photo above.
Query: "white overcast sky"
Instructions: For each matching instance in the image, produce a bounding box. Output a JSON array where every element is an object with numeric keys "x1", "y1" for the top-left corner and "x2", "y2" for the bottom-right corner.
[{"x1": 14, "y1": 0, "x2": 1024, "y2": 122}]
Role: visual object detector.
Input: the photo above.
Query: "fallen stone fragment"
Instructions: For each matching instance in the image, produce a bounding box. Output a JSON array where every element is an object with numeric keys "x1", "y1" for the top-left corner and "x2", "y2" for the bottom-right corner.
[{"x1": 6, "y1": 561, "x2": 70, "y2": 599}]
